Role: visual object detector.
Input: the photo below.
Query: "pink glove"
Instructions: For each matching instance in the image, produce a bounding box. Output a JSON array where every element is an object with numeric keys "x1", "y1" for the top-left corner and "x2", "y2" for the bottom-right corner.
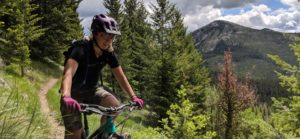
[
  {"x1": 63, "y1": 96, "x2": 81, "y2": 112},
  {"x1": 132, "y1": 96, "x2": 144, "y2": 108}
]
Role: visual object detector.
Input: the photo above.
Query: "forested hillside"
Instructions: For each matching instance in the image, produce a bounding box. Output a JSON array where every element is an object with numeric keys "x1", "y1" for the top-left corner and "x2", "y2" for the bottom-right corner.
[
  {"x1": 0, "y1": 0, "x2": 299, "y2": 138},
  {"x1": 191, "y1": 20, "x2": 298, "y2": 103}
]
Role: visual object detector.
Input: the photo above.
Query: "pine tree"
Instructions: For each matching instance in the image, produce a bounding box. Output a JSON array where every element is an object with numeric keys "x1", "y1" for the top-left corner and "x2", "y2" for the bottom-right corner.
[
  {"x1": 268, "y1": 35, "x2": 300, "y2": 138},
  {"x1": 148, "y1": 0, "x2": 211, "y2": 125},
  {"x1": 162, "y1": 86, "x2": 216, "y2": 139},
  {"x1": 0, "y1": 1, "x2": 14, "y2": 63},
  {"x1": 218, "y1": 50, "x2": 256, "y2": 139},
  {"x1": 64, "y1": 0, "x2": 83, "y2": 41},
  {"x1": 0, "y1": 1, "x2": 8, "y2": 45},
  {"x1": 31, "y1": 0, "x2": 83, "y2": 63},
  {"x1": 147, "y1": 0, "x2": 178, "y2": 124},
  {"x1": 103, "y1": 0, "x2": 154, "y2": 99},
  {"x1": 2, "y1": 0, "x2": 45, "y2": 76},
  {"x1": 104, "y1": 0, "x2": 122, "y2": 21},
  {"x1": 170, "y1": 10, "x2": 210, "y2": 113},
  {"x1": 123, "y1": 0, "x2": 153, "y2": 95}
]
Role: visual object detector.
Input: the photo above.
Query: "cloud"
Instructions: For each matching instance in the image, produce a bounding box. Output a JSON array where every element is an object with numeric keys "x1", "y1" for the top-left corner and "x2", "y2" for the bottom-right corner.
[
  {"x1": 143, "y1": 0, "x2": 257, "y2": 15},
  {"x1": 171, "y1": 0, "x2": 256, "y2": 11},
  {"x1": 183, "y1": 5, "x2": 222, "y2": 31},
  {"x1": 218, "y1": 4, "x2": 271, "y2": 28},
  {"x1": 280, "y1": 0, "x2": 300, "y2": 8},
  {"x1": 80, "y1": 16, "x2": 93, "y2": 36},
  {"x1": 214, "y1": 0, "x2": 257, "y2": 8},
  {"x1": 217, "y1": 4, "x2": 300, "y2": 32},
  {"x1": 77, "y1": 0, "x2": 106, "y2": 17},
  {"x1": 77, "y1": 0, "x2": 300, "y2": 35}
]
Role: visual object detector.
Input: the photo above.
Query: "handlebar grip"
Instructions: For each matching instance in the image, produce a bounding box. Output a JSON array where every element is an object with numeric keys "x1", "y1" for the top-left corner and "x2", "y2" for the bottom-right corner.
[
  {"x1": 80, "y1": 103, "x2": 87, "y2": 109},
  {"x1": 131, "y1": 101, "x2": 140, "y2": 107}
]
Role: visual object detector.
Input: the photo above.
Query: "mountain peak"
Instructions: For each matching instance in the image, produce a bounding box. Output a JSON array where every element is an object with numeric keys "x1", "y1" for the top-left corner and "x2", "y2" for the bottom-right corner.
[
  {"x1": 261, "y1": 28, "x2": 275, "y2": 32},
  {"x1": 191, "y1": 20, "x2": 252, "y2": 53},
  {"x1": 193, "y1": 20, "x2": 251, "y2": 35},
  {"x1": 209, "y1": 20, "x2": 237, "y2": 27},
  {"x1": 191, "y1": 20, "x2": 290, "y2": 53}
]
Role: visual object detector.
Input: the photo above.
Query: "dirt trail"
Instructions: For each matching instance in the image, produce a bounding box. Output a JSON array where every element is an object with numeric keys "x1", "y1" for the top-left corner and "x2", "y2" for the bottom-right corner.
[{"x1": 38, "y1": 78, "x2": 64, "y2": 139}]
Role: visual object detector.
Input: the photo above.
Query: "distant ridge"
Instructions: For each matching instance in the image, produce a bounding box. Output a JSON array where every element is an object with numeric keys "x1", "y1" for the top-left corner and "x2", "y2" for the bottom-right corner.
[{"x1": 191, "y1": 20, "x2": 298, "y2": 99}]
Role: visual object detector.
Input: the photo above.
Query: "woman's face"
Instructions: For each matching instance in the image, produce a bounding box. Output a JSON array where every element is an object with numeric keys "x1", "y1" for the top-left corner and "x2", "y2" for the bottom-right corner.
[{"x1": 95, "y1": 32, "x2": 115, "y2": 50}]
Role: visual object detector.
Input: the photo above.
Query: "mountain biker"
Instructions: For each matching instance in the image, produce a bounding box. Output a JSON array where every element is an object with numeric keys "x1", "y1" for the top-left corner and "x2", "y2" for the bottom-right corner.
[{"x1": 59, "y1": 14, "x2": 144, "y2": 139}]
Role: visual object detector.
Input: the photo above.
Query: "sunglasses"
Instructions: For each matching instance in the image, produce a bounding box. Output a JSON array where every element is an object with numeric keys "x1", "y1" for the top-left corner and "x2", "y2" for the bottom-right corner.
[{"x1": 103, "y1": 33, "x2": 115, "y2": 40}]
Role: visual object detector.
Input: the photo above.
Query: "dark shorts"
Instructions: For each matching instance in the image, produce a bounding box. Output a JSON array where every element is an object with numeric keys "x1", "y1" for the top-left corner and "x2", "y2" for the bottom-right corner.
[{"x1": 60, "y1": 86, "x2": 117, "y2": 133}]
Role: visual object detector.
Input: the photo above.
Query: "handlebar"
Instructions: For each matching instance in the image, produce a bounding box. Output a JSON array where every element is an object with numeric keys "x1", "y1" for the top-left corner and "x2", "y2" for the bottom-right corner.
[{"x1": 80, "y1": 101, "x2": 139, "y2": 116}]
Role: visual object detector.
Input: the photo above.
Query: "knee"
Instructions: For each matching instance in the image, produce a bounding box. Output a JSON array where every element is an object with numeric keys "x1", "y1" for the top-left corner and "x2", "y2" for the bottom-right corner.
[
  {"x1": 101, "y1": 95, "x2": 120, "y2": 107},
  {"x1": 108, "y1": 95, "x2": 120, "y2": 107},
  {"x1": 65, "y1": 128, "x2": 83, "y2": 139}
]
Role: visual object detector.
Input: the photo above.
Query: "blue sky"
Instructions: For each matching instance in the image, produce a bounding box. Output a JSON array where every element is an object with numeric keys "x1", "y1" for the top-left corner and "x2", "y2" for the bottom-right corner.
[
  {"x1": 259, "y1": 0, "x2": 290, "y2": 9},
  {"x1": 77, "y1": 0, "x2": 300, "y2": 35}
]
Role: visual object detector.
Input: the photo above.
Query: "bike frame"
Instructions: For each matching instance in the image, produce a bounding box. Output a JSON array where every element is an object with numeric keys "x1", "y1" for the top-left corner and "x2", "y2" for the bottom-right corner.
[{"x1": 86, "y1": 116, "x2": 116, "y2": 139}]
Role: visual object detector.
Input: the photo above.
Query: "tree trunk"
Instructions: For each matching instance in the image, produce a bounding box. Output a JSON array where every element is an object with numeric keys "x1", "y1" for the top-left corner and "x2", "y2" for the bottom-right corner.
[
  {"x1": 21, "y1": 65, "x2": 24, "y2": 77},
  {"x1": 225, "y1": 95, "x2": 233, "y2": 139}
]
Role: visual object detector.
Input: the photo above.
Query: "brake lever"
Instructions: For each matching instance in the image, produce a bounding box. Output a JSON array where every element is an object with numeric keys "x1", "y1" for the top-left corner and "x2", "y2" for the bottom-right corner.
[
  {"x1": 130, "y1": 101, "x2": 139, "y2": 107},
  {"x1": 127, "y1": 101, "x2": 139, "y2": 111}
]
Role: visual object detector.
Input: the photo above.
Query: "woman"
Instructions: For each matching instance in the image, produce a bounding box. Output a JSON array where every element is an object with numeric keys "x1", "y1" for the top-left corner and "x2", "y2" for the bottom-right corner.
[{"x1": 60, "y1": 14, "x2": 143, "y2": 139}]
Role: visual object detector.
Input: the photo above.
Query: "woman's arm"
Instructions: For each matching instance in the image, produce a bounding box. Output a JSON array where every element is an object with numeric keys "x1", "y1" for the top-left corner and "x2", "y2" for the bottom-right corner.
[
  {"x1": 60, "y1": 59, "x2": 78, "y2": 97},
  {"x1": 111, "y1": 66, "x2": 136, "y2": 98}
]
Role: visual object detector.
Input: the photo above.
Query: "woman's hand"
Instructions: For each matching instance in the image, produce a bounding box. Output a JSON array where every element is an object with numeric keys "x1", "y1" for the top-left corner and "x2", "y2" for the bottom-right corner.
[
  {"x1": 132, "y1": 96, "x2": 144, "y2": 108},
  {"x1": 63, "y1": 96, "x2": 81, "y2": 112}
]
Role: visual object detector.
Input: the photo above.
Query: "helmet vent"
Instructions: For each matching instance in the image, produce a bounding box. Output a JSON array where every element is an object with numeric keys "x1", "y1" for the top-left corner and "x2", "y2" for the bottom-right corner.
[
  {"x1": 100, "y1": 14, "x2": 106, "y2": 18},
  {"x1": 111, "y1": 21, "x2": 116, "y2": 27},
  {"x1": 104, "y1": 22, "x2": 110, "y2": 30}
]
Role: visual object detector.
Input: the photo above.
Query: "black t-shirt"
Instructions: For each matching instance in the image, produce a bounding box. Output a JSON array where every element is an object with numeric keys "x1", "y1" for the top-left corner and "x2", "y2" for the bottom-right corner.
[{"x1": 67, "y1": 40, "x2": 119, "y2": 90}]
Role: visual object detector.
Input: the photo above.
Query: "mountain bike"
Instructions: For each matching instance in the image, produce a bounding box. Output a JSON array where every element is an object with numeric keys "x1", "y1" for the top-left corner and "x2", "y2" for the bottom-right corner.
[{"x1": 79, "y1": 102, "x2": 139, "y2": 139}]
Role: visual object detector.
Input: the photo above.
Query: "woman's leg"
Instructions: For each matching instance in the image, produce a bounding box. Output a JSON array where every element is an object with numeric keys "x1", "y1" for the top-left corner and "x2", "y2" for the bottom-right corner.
[
  {"x1": 65, "y1": 128, "x2": 83, "y2": 139},
  {"x1": 99, "y1": 94, "x2": 120, "y2": 125},
  {"x1": 94, "y1": 86, "x2": 120, "y2": 125},
  {"x1": 60, "y1": 97, "x2": 84, "y2": 139}
]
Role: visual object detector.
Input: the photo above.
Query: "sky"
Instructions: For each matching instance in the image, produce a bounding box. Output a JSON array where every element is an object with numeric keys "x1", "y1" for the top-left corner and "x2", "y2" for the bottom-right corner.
[{"x1": 77, "y1": 0, "x2": 300, "y2": 35}]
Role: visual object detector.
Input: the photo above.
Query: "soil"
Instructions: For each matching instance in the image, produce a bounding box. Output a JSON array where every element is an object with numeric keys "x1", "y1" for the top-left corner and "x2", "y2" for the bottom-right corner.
[{"x1": 38, "y1": 78, "x2": 64, "y2": 139}]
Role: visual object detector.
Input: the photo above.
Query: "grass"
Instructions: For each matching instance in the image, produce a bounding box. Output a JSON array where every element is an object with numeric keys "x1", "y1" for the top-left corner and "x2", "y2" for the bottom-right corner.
[
  {"x1": 0, "y1": 57, "x2": 63, "y2": 138},
  {"x1": 31, "y1": 58, "x2": 63, "y2": 79},
  {"x1": 0, "y1": 66, "x2": 50, "y2": 138}
]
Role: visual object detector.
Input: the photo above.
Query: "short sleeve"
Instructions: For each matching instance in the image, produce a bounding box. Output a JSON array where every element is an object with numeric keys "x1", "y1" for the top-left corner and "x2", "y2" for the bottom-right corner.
[
  {"x1": 105, "y1": 51, "x2": 119, "y2": 68},
  {"x1": 68, "y1": 46, "x2": 84, "y2": 63}
]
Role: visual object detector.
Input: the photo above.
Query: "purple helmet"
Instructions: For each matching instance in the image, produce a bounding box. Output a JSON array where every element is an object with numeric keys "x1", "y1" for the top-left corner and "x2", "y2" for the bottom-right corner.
[{"x1": 91, "y1": 14, "x2": 121, "y2": 35}]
